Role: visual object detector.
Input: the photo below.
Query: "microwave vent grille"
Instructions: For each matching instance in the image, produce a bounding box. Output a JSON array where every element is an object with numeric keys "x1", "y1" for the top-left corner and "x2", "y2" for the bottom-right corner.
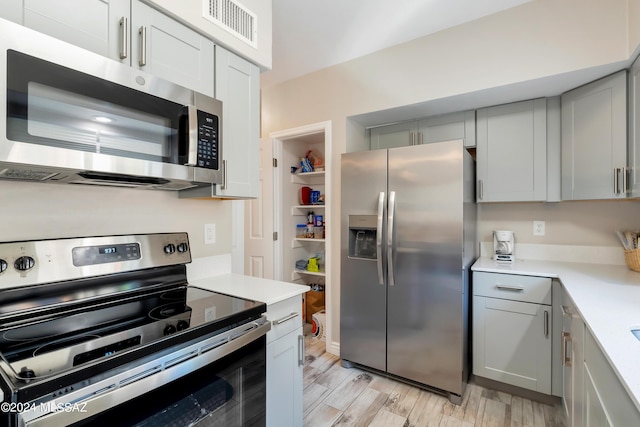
[
  {"x1": 204, "y1": 0, "x2": 257, "y2": 48},
  {"x1": 0, "y1": 168, "x2": 59, "y2": 181}
]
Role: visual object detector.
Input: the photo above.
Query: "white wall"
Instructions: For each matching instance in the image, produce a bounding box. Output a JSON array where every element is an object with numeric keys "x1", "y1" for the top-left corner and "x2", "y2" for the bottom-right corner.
[
  {"x1": 261, "y1": 0, "x2": 640, "y2": 349},
  {"x1": 0, "y1": 180, "x2": 232, "y2": 261}
]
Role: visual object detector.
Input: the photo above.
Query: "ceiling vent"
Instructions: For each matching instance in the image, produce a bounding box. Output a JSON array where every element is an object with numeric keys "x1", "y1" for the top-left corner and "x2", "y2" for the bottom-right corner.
[{"x1": 204, "y1": 0, "x2": 257, "y2": 48}]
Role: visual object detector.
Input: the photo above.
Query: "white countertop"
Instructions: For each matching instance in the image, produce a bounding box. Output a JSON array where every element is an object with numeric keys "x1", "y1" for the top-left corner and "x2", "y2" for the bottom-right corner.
[
  {"x1": 472, "y1": 257, "x2": 640, "y2": 411},
  {"x1": 189, "y1": 273, "x2": 309, "y2": 306}
]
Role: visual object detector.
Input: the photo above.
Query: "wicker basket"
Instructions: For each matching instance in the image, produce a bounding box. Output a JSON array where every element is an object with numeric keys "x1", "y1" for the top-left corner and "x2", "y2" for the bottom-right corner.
[{"x1": 624, "y1": 249, "x2": 640, "y2": 272}]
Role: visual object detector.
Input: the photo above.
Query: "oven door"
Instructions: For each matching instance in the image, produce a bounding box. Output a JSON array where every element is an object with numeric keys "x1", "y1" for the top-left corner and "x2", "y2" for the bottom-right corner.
[
  {"x1": 74, "y1": 336, "x2": 266, "y2": 427},
  {"x1": 18, "y1": 320, "x2": 269, "y2": 427}
]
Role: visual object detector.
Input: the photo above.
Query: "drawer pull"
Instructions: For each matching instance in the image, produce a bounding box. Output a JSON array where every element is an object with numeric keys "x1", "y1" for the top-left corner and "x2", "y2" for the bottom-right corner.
[
  {"x1": 273, "y1": 312, "x2": 299, "y2": 325},
  {"x1": 495, "y1": 284, "x2": 524, "y2": 292},
  {"x1": 544, "y1": 310, "x2": 549, "y2": 337}
]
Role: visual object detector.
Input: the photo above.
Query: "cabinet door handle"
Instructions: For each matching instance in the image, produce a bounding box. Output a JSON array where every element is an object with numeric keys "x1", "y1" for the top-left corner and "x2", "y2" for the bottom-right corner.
[
  {"x1": 221, "y1": 159, "x2": 227, "y2": 190},
  {"x1": 623, "y1": 166, "x2": 629, "y2": 193},
  {"x1": 562, "y1": 331, "x2": 572, "y2": 367},
  {"x1": 544, "y1": 310, "x2": 549, "y2": 337},
  {"x1": 273, "y1": 312, "x2": 299, "y2": 325},
  {"x1": 119, "y1": 17, "x2": 128, "y2": 59},
  {"x1": 495, "y1": 284, "x2": 524, "y2": 292},
  {"x1": 138, "y1": 26, "x2": 147, "y2": 67},
  {"x1": 298, "y1": 334, "x2": 305, "y2": 366},
  {"x1": 478, "y1": 179, "x2": 483, "y2": 200},
  {"x1": 614, "y1": 167, "x2": 621, "y2": 194}
]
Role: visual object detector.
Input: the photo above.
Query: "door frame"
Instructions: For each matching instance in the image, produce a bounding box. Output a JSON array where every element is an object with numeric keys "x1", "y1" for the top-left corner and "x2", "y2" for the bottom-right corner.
[{"x1": 270, "y1": 121, "x2": 335, "y2": 354}]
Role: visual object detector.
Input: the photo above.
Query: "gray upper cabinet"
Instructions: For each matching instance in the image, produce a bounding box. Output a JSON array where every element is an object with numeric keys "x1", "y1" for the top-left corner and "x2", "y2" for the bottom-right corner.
[
  {"x1": 561, "y1": 71, "x2": 627, "y2": 200},
  {"x1": 131, "y1": 1, "x2": 214, "y2": 96},
  {"x1": 10, "y1": 0, "x2": 215, "y2": 97},
  {"x1": 629, "y1": 56, "x2": 640, "y2": 198},
  {"x1": 369, "y1": 111, "x2": 476, "y2": 150},
  {"x1": 476, "y1": 99, "x2": 547, "y2": 202},
  {"x1": 213, "y1": 46, "x2": 260, "y2": 198},
  {"x1": 21, "y1": 0, "x2": 130, "y2": 62},
  {"x1": 369, "y1": 121, "x2": 419, "y2": 150},
  {"x1": 419, "y1": 110, "x2": 476, "y2": 148}
]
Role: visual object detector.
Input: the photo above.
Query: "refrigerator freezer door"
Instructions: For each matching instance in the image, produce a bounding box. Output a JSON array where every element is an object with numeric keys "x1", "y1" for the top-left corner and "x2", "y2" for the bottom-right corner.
[
  {"x1": 340, "y1": 149, "x2": 388, "y2": 371},
  {"x1": 386, "y1": 141, "x2": 465, "y2": 394}
]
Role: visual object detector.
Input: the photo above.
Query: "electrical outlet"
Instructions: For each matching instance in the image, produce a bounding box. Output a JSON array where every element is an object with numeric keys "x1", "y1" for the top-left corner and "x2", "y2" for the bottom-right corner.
[
  {"x1": 533, "y1": 220, "x2": 545, "y2": 236},
  {"x1": 204, "y1": 223, "x2": 216, "y2": 244}
]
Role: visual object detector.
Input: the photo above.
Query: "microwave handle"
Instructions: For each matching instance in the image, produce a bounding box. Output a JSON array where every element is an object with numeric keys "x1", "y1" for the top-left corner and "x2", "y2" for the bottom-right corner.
[{"x1": 184, "y1": 105, "x2": 198, "y2": 166}]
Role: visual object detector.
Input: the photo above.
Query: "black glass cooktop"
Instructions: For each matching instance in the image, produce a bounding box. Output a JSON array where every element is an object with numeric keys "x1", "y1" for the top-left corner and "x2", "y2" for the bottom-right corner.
[{"x1": 0, "y1": 280, "x2": 264, "y2": 384}]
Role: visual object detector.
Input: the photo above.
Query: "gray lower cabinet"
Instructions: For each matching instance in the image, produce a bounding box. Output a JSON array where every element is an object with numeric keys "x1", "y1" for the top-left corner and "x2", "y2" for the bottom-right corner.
[
  {"x1": 561, "y1": 70, "x2": 627, "y2": 200},
  {"x1": 472, "y1": 272, "x2": 552, "y2": 394},
  {"x1": 583, "y1": 328, "x2": 640, "y2": 426},
  {"x1": 562, "y1": 291, "x2": 584, "y2": 427},
  {"x1": 5, "y1": 0, "x2": 215, "y2": 97},
  {"x1": 369, "y1": 111, "x2": 476, "y2": 150},
  {"x1": 265, "y1": 296, "x2": 304, "y2": 427},
  {"x1": 562, "y1": 287, "x2": 640, "y2": 426},
  {"x1": 476, "y1": 98, "x2": 547, "y2": 202}
]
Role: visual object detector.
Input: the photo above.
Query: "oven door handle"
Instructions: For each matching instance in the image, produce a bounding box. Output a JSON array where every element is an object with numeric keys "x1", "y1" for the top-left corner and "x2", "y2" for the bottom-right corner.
[{"x1": 20, "y1": 319, "x2": 271, "y2": 427}]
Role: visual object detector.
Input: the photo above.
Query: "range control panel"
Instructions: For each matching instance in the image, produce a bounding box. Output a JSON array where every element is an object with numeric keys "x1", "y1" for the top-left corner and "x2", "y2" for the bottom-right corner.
[{"x1": 0, "y1": 233, "x2": 191, "y2": 290}]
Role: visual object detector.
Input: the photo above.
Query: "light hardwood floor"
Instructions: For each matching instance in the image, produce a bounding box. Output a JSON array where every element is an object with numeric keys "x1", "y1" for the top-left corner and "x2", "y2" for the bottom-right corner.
[{"x1": 303, "y1": 335, "x2": 565, "y2": 427}]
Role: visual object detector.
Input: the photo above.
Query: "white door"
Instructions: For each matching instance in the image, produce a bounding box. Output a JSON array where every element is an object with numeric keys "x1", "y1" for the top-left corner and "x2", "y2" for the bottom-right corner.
[{"x1": 244, "y1": 138, "x2": 275, "y2": 278}]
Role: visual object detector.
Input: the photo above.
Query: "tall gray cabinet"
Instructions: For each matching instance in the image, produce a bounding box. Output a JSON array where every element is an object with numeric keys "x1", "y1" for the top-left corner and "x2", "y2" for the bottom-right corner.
[
  {"x1": 561, "y1": 71, "x2": 627, "y2": 200},
  {"x1": 629, "y1": 56, "x2": 640, "y2": 197}
]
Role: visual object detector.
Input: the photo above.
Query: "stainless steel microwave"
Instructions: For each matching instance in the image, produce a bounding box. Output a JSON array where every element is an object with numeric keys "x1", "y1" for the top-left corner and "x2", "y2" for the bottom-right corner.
[{"x1": 0, "y1": 18, "x2": 222, "y2": 190}]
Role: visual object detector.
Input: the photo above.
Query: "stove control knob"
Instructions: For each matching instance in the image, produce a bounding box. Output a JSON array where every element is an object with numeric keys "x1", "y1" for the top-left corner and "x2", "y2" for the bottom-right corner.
[
  {"x1": 14, "y1": 256, "x2": 35, "y2": 271},
  {"x1": 163, "y1": 244, "x2": 176, "y2": 255},
  {"x1": 176, "y1": 320, "x2": 189, "y2": 331},
  {"x1": 0, "y1": 259, "x2": 7, "y2": 273},
  {"x1": 177, "y1": 243, "x2": 189, "y2": 253},
  {"x1": 18, "y1": 367, "x2": 36, "y2": 380},
  {"x1": 163, "y1": 324, "x2": 177, "y2": 335}
]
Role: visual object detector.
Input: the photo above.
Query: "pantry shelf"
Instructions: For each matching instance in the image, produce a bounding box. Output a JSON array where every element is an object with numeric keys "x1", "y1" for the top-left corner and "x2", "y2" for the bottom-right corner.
[{"x1": 293, "y1": 269, "x2": 326, "y2": 278}]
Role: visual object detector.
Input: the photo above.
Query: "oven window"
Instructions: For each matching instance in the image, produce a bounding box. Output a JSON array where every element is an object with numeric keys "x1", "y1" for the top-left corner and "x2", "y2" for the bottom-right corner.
[{"x1": 72, "y1": 336, "x2": 266, "y2": 427}]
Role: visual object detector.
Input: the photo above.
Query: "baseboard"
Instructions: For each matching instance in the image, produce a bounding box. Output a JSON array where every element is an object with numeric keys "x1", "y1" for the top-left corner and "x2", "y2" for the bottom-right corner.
[
  {"x1": 327, "y1": 341, "x2": 340, "y2": 356},
  {"x1": 472, "y1": 375, "x2": 561, "y2": 406}
]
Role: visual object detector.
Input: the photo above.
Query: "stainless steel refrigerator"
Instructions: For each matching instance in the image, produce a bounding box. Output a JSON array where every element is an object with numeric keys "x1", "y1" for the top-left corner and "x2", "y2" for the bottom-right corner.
[{"x1": 340, "y1": 140, "x2": 476, "y2": 404}]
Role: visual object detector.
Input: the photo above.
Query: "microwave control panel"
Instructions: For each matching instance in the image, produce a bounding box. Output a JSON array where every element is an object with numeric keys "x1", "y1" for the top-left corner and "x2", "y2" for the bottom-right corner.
[{"x1": 196, "y1": 110, "x2": 219, "y2": 170}]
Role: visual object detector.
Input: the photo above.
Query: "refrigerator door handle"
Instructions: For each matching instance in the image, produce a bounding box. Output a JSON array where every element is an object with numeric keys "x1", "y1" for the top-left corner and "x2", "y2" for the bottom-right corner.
[
  {"x1": 387, "y1": 191, "x2": 396, "y2": 287},
  {"x1": 376, "y1": 191, "x2": 385, "y2": 285}
]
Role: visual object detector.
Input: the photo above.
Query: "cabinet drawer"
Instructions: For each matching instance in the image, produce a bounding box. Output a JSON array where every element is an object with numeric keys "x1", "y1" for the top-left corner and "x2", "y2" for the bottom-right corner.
[
  {"x1": 266, "y1": 296, "x2": 304, "y2": 344},
  {"x1": 473, "y1": 272, "x2": 551, "y2": 304}
]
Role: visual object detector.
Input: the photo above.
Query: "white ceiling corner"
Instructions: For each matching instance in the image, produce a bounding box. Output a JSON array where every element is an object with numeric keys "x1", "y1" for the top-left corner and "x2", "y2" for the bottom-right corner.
[{"x1": 262, "y1": 0, "x2": 533, "y2": 88}]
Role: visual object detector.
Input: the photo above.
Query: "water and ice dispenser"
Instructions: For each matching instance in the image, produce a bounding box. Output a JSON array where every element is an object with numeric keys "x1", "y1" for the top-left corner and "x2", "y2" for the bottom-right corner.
[{"x1": 348, "y1": 215, "x2": 377, "y2": 259}]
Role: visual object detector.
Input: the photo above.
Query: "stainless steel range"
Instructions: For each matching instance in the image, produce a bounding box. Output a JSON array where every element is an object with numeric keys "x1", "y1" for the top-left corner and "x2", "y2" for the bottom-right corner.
[{"x1": 0, "y1": 233, "x2": 269, "y2": 427}]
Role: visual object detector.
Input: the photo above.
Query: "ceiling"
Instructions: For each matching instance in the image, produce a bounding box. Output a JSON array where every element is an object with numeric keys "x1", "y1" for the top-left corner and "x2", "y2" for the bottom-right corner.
[{"x1": 260, "y1": 0, "x2": 533, "y2": 88}]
